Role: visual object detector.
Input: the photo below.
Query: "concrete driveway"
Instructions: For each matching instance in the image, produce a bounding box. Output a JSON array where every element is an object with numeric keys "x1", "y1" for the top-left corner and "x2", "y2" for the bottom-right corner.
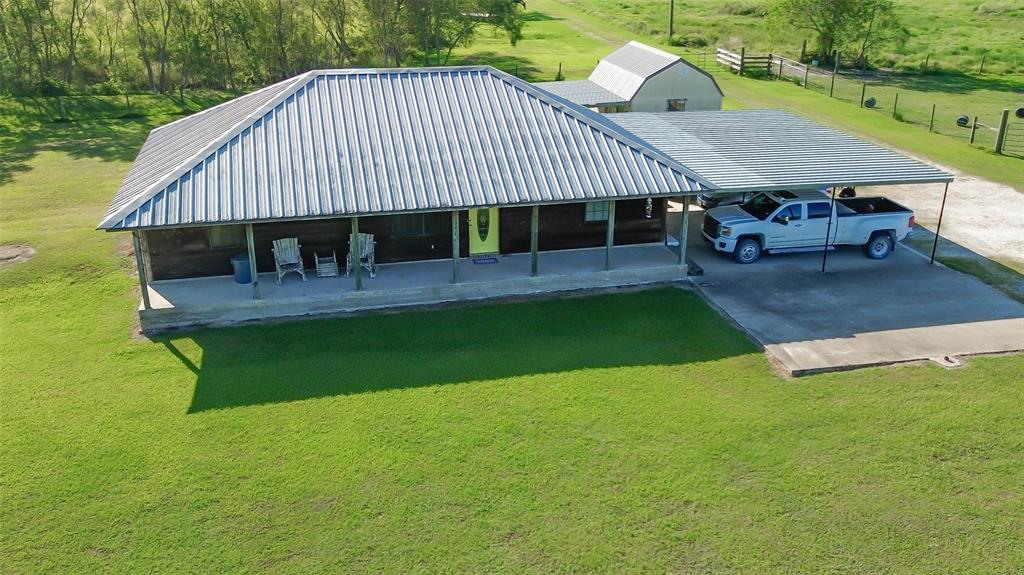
[{"x1": 680, "y1": 210, "x2": 1024, "y2": 375}]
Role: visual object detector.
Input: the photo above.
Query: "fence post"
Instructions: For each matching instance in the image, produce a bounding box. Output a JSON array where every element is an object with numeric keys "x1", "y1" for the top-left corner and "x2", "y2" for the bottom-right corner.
[
  {"x1": 829, "y1": 51, "x2": 839, "y2": 97},
  {"x1": 777, "y1": 56, "x2": 783, "y2": 80},
  {"x1": 556, "y1": 62, "x2": 562, "y2": 80},
  {"x1": 892, "y1": 91, "x2": 899, "y2": 119},
  {"x1": 800, "y1": 39, "x2": 807, "y2": 62},
  {"x1": 803, "y1": 63, "x2": 809, "y2": 88},
  {"x1": 994, "y1": 108, "x2": 1010, "y2": 154},
  {"x1": 767, "y1": 53, "x2": 773, "y2": 76},
  {"x1": 979, "y1": 54, "x2": 987, "y2": 74},
  {"x1": 923, "y1": 53, "x2": 930, "y2": 71},
  {"x1": 969, "y1": 116, "x2": 979, "y2": 144},
  {"x1": 739, "y1": 46, "x2": 746, "y2": 75},
  {"x1": 860, "y1": 83, "x2": 866, "y2": 107},
  {"x1": 928, "y1": 103, "x2": 936, "y2": 132}
]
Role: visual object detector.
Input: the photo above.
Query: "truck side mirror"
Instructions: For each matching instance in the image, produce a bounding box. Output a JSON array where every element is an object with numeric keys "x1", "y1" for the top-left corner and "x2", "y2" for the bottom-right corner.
[{"x1": 775, "y1": 214, "x2": 790, "y2": 225}]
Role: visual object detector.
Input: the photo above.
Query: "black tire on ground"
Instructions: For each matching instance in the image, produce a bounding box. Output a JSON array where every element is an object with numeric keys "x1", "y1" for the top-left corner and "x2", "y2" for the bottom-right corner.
[
  {"x1": 864, "y1": 233, "x2": 894, "y2": 259},
  {"x1": 733, "y1": 238, "x2": 762, "y2": 264}
]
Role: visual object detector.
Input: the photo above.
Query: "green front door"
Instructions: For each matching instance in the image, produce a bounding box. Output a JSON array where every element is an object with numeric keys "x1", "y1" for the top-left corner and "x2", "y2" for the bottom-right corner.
[{"x1": 468, "y1": 207, "x2": 500, "y2": 255}]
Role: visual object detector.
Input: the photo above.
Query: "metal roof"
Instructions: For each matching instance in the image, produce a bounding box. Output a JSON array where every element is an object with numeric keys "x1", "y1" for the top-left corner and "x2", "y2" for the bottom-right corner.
[
  {"x1": 589, "y1": 41, "x2": 680, "y2": 101},
  {"x1": 532, "y1": 79, "x2": 627, "y2": 107},
  {"x1": 100, "y1": 66, "x2": 712, "y2": 230},
  {"x1": 607, "y1": 110, "x2": 954, "y2": 191}
]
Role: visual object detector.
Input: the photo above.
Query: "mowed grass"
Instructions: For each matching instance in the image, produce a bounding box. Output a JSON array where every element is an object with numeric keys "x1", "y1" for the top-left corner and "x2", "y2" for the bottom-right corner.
[
  {"x1": 2, "y1": 105, "x2": 1024, "y2": 572},
  {"x1": 544, "y1": 0, "x2": 1024, "y2": 73},
  {"x1": 458, "y1": 0, "x2": 1023, "y2": 190}
]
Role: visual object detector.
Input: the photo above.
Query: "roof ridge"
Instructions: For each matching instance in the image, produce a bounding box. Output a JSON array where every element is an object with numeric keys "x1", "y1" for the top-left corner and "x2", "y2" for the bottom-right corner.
[
  {"x1": 626, "y1": 41, "x2": 680, "y2": 62},
  {"x1": 98, "y1": 71, "x2": 318, "y2": 229}
]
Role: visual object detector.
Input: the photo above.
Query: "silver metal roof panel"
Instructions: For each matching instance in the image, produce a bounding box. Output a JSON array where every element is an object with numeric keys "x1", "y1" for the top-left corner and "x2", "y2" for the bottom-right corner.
[
  {"x1": 532, "y1": 79, "x2": 627, "y2": 107},
  {"x1": 607, "y1": 110, "x2": 953, "y2": 191},
  {"x1": 100, "y1": 66, "x2": 712, "y2": 230},
  {"x1": 589, "y1": 41, "x2": 680, "y2": 100}
]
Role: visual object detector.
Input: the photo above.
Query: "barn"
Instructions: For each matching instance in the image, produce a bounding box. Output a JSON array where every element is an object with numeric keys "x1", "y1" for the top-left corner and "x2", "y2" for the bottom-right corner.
[{"x1": 535, "y1": 41, "x2": 723, "y2": 112}]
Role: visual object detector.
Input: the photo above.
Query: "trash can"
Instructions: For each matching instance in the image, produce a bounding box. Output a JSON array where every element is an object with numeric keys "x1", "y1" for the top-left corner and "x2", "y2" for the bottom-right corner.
[{"x1": 230, "y1": 254, "x2": 251, "y2": 284}]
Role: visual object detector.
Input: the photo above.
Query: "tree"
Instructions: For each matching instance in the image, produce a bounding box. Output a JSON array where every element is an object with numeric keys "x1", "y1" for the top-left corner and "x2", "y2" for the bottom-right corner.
[
  {"x1": 851, "y1": 0, "x2": 908, "y2": 70},
  {"x1": 768, "y1": 0, "x2": 907, "y2": 67},
  {"x1": 406, "y1": 0, "x2": 524, "y2": 66}
]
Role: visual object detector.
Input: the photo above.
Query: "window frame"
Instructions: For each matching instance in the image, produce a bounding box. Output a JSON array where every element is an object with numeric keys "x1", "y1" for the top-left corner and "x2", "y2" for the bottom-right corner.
[
  {"x1": 207, "y1": 225, "x2": 244, "y2": 249},
  {"x1": 584, "y1": 201, "x2": 611, "y2": 223}
]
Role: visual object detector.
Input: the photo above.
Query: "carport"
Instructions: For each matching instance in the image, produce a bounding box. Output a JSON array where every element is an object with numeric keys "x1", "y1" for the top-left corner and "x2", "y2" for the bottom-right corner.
[
  {"x1": 607, "y1": 110, "x2": 1024, "y2": 374},
  {"x1": 607, "y1": 109, "x2": 955, "y2": 271}
]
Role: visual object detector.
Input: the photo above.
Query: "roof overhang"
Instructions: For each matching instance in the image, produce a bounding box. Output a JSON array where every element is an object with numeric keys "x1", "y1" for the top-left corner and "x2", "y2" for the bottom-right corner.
[{"x1": 607, "y1": 110, "x2": 954, "y2": 192}]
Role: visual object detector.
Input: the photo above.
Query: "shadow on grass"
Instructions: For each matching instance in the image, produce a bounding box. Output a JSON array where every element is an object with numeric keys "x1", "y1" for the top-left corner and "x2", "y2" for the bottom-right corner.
[
  {"x1": 841, "y1": 68, "x2": 1024, "y2": 95},
  {"x1": 0, "y1": 91, "x2": 234, "y2": 185},
  {"x1": 168, "y1": 288, "x2": 756, "y2": 413},
  {"x1": 452, "y1": 51, "x2": 547, "y2": 81},
  {"x1": 907, "y1": 225, "x2": 1024, "y2": 304}
]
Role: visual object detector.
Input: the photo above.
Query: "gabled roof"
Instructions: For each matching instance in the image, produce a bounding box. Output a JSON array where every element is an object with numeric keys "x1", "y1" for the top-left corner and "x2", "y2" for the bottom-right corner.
[
  {"x1": 607, "y1": 110, "x2": 954, "y2": 191},
  {"x1": 532, "y1": 79, "x2": 627, "y2": 107},
  {"x1": 100, "y1": 66, "x2": 711, "y2": 230},
  {"x1": 590, "y1": 41, "x2": 684, "y2": 101}
]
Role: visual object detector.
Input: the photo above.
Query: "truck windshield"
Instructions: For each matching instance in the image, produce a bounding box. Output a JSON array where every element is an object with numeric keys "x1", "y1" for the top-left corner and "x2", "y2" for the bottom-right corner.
[{"x1": 739, "y1": 194, "x2": 781, "y2": 220}]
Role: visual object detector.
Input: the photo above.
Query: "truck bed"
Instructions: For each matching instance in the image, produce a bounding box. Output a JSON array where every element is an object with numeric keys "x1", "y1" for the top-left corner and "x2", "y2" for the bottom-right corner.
[{"x1": 836, "y1": 197, "x2": 910, "y2": 216}]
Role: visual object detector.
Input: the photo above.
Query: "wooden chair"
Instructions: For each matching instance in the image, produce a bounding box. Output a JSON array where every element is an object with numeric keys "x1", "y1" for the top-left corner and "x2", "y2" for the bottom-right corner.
[
  {"x1": 346, "y1": 233, "x2": 377, "y2": 278},
  {"x1": 272, "y1": 238, "x2": 307, "y2": 284},
  {"x1": 314, "y1": 250, "x2": 339, "y2": 278}
]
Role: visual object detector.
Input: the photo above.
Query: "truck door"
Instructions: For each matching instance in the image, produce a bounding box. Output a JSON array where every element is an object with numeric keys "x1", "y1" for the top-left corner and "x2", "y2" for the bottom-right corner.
[
  {"x1": 801, "y1": 201, "x2": 835, "y2": 246},
  {"x1": 767, "y1": 203, "x2": 804, "y2": 248}
]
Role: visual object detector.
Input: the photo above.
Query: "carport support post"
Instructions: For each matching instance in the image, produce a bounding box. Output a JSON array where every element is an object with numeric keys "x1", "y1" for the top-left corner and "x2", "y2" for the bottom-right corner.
[
  {"x1": 820, "y1": 187, "x2": 837, "y2": 273},
  {"x1": 351, "y1": 217, "x2": 362, "y2": 290},
  {"x1": 451, "y1": 210, "x2": 460, "y2": 283},
  {"x1": 132, "y1": 231, "x2": 152, "y2": 310},
  {"x1": 530, "y1": 205, "x2": 539, "y2": 277},
  {"x1": 678, "y1": 197, "x2": 690, "y2": 268},
  {"x1": 605, "y1": 200, "x2": 617, "y2": 270},
  {"x1": 930, "y1": 182, "x2": 950, "y2": 265},
  {"x1": 245, "y1": 224, "x2": 259, "y2": 299}
]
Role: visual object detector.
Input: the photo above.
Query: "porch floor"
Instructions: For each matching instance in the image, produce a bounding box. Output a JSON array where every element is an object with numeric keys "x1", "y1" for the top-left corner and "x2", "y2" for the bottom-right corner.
[{"x1": 141, "y1": 243, "x2": 686, "y2": 331}]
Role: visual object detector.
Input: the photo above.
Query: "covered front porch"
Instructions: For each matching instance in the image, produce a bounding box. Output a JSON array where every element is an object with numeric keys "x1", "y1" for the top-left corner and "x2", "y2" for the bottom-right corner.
[{"x1": 139, "y1": 242, "x2": 687, "y2": 332}]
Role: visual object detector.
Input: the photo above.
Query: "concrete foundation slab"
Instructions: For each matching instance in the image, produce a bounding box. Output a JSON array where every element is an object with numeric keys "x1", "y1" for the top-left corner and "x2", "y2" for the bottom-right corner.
[{"x1": 141, "y1": 244, "x2": 686, "y2": 332}]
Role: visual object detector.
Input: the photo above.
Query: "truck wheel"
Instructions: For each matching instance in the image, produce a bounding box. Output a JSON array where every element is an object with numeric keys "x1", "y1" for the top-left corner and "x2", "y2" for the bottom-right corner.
[
  {"x1": 864, "y1": 234, "x2": 894, "y2": 259},
  {"x1": 733, "y1": 239, "x2": 762, "y2": 264}
]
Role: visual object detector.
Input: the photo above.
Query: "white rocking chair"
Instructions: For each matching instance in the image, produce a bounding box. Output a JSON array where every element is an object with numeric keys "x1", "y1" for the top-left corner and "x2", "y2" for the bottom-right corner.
[
  {"x1": 346, "y1": 233, "x2": 377, "y2": 278},
  {"x1": 272, "y1": 237, "x2": 307, "y2": 284}
]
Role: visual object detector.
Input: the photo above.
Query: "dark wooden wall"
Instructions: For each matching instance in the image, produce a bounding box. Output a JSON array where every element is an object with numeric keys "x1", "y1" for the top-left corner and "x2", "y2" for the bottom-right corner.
[{"x1": 145, "y1": 199, "x2": 666, "y2": 280}]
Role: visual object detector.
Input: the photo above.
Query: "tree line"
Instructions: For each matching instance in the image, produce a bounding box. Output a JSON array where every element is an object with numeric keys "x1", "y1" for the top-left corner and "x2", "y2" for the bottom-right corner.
[{"x1": 0, "y1": 0, "x2": 526, "y2": 95}]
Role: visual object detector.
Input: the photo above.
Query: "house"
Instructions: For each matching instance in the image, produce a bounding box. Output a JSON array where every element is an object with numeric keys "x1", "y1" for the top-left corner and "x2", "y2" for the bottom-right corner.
[
  {"x1": 535, "y1": 41, "x2": 723, "y2": 113},
  {"x1": 99, "y1": 66, "x2": 712, "y2": 332}
]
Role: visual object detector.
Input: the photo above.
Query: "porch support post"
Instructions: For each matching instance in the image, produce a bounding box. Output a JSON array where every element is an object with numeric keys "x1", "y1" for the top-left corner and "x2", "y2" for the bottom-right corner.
[
  {"x1": 132, "y1": 231, "x2": 152, "y2": 310},
  {"x1": 351, "y1": 217, "x2": 362, "y2": 290},
  {"x1": 930, "y1": 182, "x2": 950, "y2": 265},
  {"x1": 451, "y1": 210, "x2": 460, "y2": 283},
  {"x1": 245, "y1": 224, "x2": 260, "y2": 299},
  {"x1": 605, "y1": 200, "x2": 616, "y2": 271},
  {"x1": 678, "y1": 196, "x2": 690, "y2": 268},
  {"x1": 530, "y1": 205, "x2": 539, "y2": 277}
]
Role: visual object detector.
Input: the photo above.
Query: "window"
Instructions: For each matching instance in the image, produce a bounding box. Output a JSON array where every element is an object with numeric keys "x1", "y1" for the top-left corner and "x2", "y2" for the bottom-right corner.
[
  {"x1": 807, "y1": 202, "x2": 832, "y2": 219},
  {"x1": 208, "y1": 225, "x2": 244, "y2": 249},
  {"x1": 776, "y1": 204, "x2": 802, "y2": 221},
  {"x1": 584, "y1": 201, "x2": 610, "y2": 223},
  {"x1": 393, "y1": 213, "x2": 448, "y2": 237},
  {"x1": 666, "y1": 98, "x2": 687, "y2": 112}
]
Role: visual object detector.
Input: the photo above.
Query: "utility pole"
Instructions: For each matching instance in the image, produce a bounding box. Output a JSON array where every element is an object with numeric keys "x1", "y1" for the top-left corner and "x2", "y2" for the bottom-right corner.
[{"x1": 669, "y1": 0, "x2": 675, "y2": 39}]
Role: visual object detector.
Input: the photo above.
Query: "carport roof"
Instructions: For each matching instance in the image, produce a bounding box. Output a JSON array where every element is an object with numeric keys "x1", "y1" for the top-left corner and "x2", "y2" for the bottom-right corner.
[
  {"x1": 532, "y1": 79, "x2": 627, "y2": 107},
  {"x1": 607, "y1": 109, "x2": 954, "y2": 192}
]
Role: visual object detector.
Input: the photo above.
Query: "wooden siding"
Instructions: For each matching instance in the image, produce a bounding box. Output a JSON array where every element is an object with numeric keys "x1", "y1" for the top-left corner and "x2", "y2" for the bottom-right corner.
[{"x1": 145, "y1": 200, "x2": 666, "y2": 280}]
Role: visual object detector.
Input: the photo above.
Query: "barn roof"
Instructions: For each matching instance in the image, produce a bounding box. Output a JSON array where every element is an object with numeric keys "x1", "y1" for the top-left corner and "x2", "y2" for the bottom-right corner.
[
  {"x1": 607, "y1": 110, "x2": 954, "y2": 191},
  {"x1": 99, "y1": 66, "x2": 712, "y2": 230},
  {"x1": 531, "y1": 79, "x2": 627, "y2": 107},
  {"x1": 534, "y1": 41, "x2": 724, "y2": 108}
]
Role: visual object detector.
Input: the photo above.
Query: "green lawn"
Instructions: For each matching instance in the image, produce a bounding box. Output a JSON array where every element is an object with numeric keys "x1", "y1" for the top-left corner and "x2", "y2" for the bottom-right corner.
[
  {"x1": 455, "y1": 0, "x2": 1023, "y2": 190},
  {"x1": 543, "y1": 0, "x2": 1024, "y2": 74},
  {"x1": 2, "y1": 105, "x2": 1024, "y2": 572}
]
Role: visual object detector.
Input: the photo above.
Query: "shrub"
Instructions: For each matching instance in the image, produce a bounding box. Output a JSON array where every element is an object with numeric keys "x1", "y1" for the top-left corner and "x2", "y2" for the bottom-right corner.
[
  {"x1": 93, "y1": 79, "x2": 123, "y2": 96},
  {"x1": 668, "y1": 34, "x2": 710, "y2": 48},
  {"x1": 35, "y1": 78, "x2": 71, "y2": 97},
  {"x1": 719, "y1": 1, "x2": 767, "y2": 17}
]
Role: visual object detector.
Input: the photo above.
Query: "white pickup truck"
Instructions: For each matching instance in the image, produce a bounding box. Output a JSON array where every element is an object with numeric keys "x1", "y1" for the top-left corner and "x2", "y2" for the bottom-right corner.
[{"x1": 701, "y1": 190, "x2": 916, "y2": 264}]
